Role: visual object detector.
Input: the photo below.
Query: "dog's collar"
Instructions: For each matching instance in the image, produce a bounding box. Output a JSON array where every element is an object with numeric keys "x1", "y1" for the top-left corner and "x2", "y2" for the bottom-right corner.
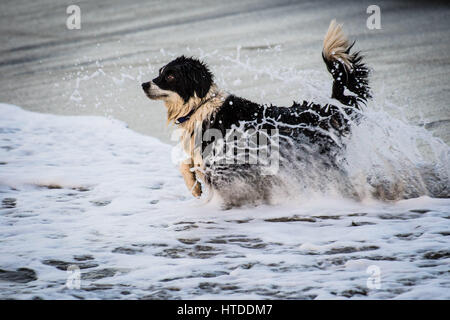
[
  {"x1": 175, "y1": 109, "x2": 196, "y2": 124},
  {"x1": 175, "y1": 96, "x2": 214, "y2": 125}
]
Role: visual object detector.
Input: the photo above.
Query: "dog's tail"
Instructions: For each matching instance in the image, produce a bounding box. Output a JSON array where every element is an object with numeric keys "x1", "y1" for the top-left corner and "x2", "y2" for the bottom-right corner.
[{"x1": 322, "y1": 20, "x2": 371, "y2": 108}]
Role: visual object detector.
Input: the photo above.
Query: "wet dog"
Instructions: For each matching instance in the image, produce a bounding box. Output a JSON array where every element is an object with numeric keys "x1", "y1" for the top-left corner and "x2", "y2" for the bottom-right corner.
[{"x1": 142, "y1": 20, "x2": 371, "y2": 206}]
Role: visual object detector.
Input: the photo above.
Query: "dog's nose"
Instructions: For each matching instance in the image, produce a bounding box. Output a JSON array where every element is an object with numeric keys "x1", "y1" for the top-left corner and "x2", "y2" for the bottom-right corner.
[{"x1": 142, "y1": 82, "x2": 150, "y2": 91}]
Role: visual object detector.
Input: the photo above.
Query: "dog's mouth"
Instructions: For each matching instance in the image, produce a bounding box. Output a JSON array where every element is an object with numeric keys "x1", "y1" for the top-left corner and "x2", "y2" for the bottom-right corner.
[
  {"x1": 145, "y1": 91, "x2": 168, "y2": 100},
  {"x1": 142, "y1": 82, "x2": 170, "y2": 100}
]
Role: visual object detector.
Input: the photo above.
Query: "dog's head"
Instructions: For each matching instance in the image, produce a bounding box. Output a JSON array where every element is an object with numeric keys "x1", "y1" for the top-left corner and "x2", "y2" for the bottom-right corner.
[{"x1": 142, "y1": 56, "x2": 213, "y2": 106}]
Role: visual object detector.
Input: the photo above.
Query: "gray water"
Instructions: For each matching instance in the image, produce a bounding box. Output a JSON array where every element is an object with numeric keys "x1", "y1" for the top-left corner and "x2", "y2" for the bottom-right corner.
[{"x1": 1, "y1": 0, "x2": 449, "y2": 144}]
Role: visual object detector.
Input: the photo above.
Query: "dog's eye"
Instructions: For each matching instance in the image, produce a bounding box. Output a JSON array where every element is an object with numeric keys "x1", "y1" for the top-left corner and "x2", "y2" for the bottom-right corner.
[{"x1": 166, "y1": 74, "x2": 175, "y2": 82}]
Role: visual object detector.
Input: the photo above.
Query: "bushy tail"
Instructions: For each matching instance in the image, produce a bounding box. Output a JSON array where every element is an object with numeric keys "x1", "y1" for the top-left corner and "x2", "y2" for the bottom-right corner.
[{"x1": 322, "y1": 20, "x2": 371, "y2": 108}]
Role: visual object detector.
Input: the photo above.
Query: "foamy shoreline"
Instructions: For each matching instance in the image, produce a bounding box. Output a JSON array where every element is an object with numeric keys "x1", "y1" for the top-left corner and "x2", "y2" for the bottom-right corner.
[{"x1": 0, "y1": 104, "x2": 449, "y2": 299}]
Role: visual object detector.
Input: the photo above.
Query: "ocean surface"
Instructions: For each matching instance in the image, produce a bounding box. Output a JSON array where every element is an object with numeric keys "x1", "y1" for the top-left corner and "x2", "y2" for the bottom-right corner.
[{"x1": 0, "y1": 0, "x2": 449, "y2": 299}]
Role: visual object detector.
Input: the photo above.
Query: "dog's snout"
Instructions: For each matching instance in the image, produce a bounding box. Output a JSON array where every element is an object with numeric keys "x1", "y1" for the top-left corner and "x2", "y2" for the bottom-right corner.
[{"x1": 141, "y1": 82, "x2": 150, "y2": 91}]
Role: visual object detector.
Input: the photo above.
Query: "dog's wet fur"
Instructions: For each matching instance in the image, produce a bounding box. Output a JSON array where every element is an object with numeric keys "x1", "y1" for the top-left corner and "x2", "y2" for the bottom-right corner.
[{"x1": 142, "y1": 20, "x2": 371, "y2": 207}]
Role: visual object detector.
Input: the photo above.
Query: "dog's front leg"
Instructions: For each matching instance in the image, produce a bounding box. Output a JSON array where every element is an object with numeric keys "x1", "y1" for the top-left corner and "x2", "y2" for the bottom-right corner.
[{"x1": 180, "y1": 162, "x2": 202, "y2": 198}]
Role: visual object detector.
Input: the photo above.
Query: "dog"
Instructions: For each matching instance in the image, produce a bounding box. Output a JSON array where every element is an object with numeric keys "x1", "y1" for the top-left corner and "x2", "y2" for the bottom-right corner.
[{"x1": 142, "y1": 20, "x2": 371, "y2": 206}]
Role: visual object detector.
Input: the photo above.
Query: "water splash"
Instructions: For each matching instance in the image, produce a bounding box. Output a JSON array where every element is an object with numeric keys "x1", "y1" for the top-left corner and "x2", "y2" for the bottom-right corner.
[{"x1": 342, "y1": 99, "x2": 449, "y2": 200}]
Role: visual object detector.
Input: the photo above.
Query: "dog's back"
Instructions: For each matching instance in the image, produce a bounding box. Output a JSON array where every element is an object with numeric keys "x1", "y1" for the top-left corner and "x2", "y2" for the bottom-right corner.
[{"x1": 203, "y1": 21, "x2": 371, "y2": 155}]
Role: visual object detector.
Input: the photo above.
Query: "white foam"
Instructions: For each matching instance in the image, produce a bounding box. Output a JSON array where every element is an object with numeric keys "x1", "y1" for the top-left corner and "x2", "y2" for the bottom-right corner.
[{"x1": 0, "y1": 104, "x2": 449, "y2": 299}]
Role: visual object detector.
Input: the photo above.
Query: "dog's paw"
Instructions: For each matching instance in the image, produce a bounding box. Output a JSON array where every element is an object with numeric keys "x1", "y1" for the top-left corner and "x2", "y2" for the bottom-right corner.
[{"x1": 191, "y1": 183, "x2": 202, "y2": 198}]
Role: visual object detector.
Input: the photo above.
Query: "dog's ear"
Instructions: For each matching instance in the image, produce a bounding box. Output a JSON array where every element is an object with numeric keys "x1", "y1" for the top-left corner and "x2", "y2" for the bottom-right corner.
[
  {"x1": 194, "y1": 69, "x2": 212, "y2": 99},
  {"x1": 188, "y1": 58, "x2": 213, "y2": 99}
]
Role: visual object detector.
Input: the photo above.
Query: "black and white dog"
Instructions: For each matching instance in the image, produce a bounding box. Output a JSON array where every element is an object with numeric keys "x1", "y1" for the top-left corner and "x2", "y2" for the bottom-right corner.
[{"x1": 142, "y1": 20, "x2": 371, "y2": 206}]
